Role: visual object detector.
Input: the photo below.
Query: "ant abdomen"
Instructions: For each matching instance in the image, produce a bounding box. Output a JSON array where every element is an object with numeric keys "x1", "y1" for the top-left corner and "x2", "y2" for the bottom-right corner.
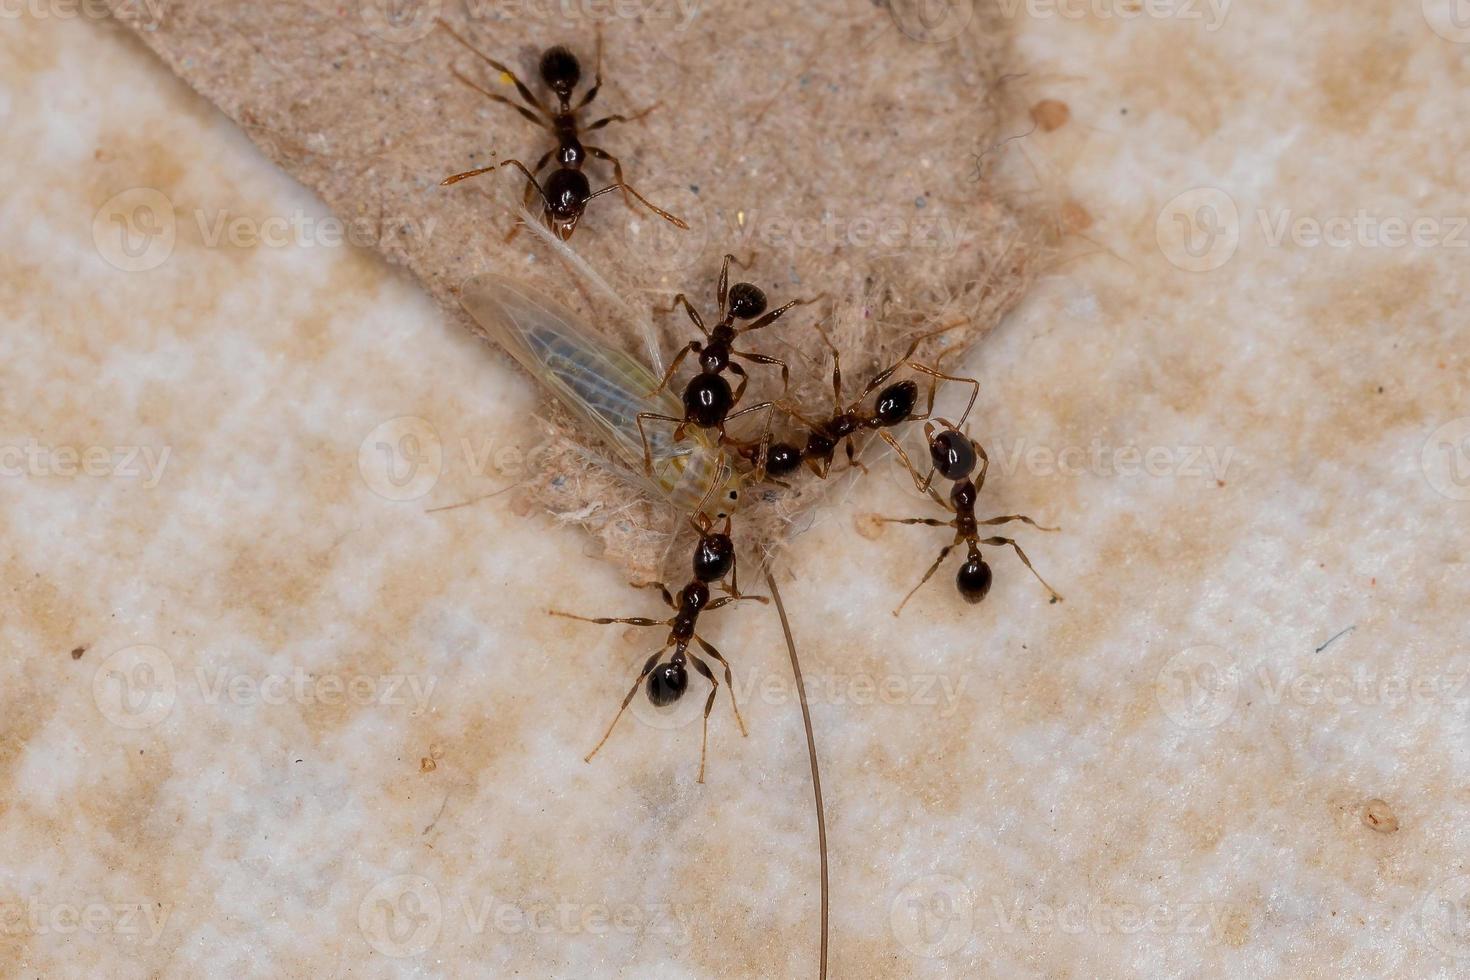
[
  {"x1": 956, "y1": 556, "x2": 993, "y2": 603},
  {"x1": 764, "y1": 442, "x2": 804, "y2": 476},
  {"x1": 930, "y1": 429, "x2": 976, "y2": 480},
  {"x1": 647, "y1": 660, "x2": 688, "y2": 705},
  {"x1": 682, "y1": 374, "x2": 735, "y2": 428}
]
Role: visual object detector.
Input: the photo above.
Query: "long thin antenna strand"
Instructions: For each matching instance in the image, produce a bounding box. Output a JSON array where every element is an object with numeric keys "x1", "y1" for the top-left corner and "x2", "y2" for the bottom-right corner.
[{"x1": 765, "y1": 570, "x2": 828, "y2": 980}]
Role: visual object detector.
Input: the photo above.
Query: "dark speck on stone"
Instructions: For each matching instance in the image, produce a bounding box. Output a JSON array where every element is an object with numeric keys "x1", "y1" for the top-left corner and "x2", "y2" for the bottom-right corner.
[
  {"x1": 915, "y1": 196, "x2": 927, "y2": 208},
  {"x1": 690, "y1": 185, "x2": 699, "y2": 194}
]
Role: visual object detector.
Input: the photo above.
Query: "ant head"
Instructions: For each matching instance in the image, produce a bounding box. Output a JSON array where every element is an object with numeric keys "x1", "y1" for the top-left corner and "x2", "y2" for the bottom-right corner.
[
  {"x1": 538, "y1": 45, "x2": 581, "y2": 100},
  {"x1": 873, "y1": 380, "x2": 919, "y2": 427},
  {"x1": 764, "y1": 441, "x2": 803, "y2": 476},
  {"x1": 646, "y1": 660, "x2": 688, "y2": 706},
  {"x1": 691, "y1": 515, "x2": 735, "y2": 584},
  {"x1": 543, "y1": 169, "x2": 590, "y2": 239},
  {"x1": 726, "y1": 282, "x2": 768, "y2": 320},
  {"x1": 929, "y1": 428, "x2": 976, "y2": 481},
  {"x1": 956, "y1": 554, "x2": 993, "y2": 603}
]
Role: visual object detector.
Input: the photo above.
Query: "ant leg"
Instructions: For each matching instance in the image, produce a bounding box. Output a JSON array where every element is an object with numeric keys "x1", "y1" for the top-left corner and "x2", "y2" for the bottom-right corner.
[
  {"x1": 448, "y1": 66, "x2": 547, "y2": 128},
  {"x1": 688, "y1": 655, "x2": 719, "y2": 783},
  {"x1": 583, "y1": 146, "x2": 688, "y2": 228},
  {"x1": 717, "y1": 253, "x2": 733, "y2": 310},
  {"x1": 585, "y1": 649, "x2": 665, "y2": 763},
  {"x1": 732, "y1": 349, "x2": 790, "y2": 393},
  {"x1": 646, "y1": 342, "x2": 698, "y2": 398},
  {"x1": 706, "y1": 594, "x2": 770, "y2": 609},
  {"x1": 877, "y1": 516, "x2": 952, "y2": 528},
  {"x1": 907, "y1": 363, "x2": 980, "y2": 428},
  {"x1": 980, "y1": 514, "x2": 1060, "y2": 533},
  {"x1": 877, "y1": 431, "x2": 937, "y2": 494},
  {"x1": 441, "y1": 164, "x2": 497, "y2": 187},
  {"x1": 738, "y1": 296, "x2": 820, "y2": 335},
  {"x1": 436, "y1": 20, "x2": 552, "y2": 118},
  {"x1": 660, "y1": 294, "x2": 709, "y2": 337},
  {"x1": 981, "y1": 536, "x2": 1064, "y2": 602},
  {"x1": 584, "y1": 104, "x2": 661, "y2": 130},
  {"x1": 814, "y1": 326, "x2": 845, "y2": 412},
  {"x1": 548, "y1": 610, "x2": 665, "y2": 627},
  {"x1": 844, "y1": 438, "x2": 870, "y2": 475},
  {"x1": 894, "y1": 544, "x2": 957, "y2": 617},
  {"x1": 971, "y1": 440, "x2": 991, "y2": 492},
  {"x1": 630, "y1": 581, "x2": 677, "y2": 608},
  {"x1": 725, "y1": 401, "x2": 775, "y2": 479},
  {"x1": 695, "y1": 636, "x2": 747, "y2": 736},
  {"x1": 636, "y1": 411, "x2": 682, "y2": 477},
  {"x1": 728, "y1": 361, "x2": 750, "y2": 406},
  {"x1": 574, "y1": 29, "x2": 603, "y2": 109}
]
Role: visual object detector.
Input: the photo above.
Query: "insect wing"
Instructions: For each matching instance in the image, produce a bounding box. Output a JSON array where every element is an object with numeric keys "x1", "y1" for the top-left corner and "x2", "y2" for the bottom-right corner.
[{"x1": 458, "y1": 273, "x2": 689, "y2": 492}]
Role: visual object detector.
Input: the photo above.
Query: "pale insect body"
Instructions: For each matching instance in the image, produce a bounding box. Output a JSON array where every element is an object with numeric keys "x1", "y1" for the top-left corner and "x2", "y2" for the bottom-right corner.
[{"x1": 458, "y1": 273, "x2": 741, "y2": 514}]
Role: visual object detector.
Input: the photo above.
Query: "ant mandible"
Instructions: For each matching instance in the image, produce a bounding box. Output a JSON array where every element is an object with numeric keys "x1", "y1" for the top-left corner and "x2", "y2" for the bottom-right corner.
[
  {"x1": 549, "y1": 512, "x2": 767, "y2": 782},
  {"x1": 881, "y1": 421, "x2": 1063, "y2": 615},
  {"x1": 437, "y1": 20, "x2": 687, "y2": 240},
  {"x1": 760, "y1": 325, "x2": 980, "y2": 480},
  {"x1": 648, "y1": 253, "x2": 817, "y2": 401}
]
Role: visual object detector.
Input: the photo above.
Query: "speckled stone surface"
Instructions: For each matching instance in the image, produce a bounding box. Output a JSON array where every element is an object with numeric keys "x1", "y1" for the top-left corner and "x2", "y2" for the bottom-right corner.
[{"x1": 3, "y1": 3, "x2": 1469, "y2": 978}]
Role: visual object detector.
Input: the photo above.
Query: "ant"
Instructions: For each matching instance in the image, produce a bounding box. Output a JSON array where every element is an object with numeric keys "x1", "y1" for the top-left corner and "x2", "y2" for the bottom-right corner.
[
  {"x1": 437, "y1": 20, "x2": 687, "y2": 240},
  {"x1": 758, "y1": 326, "x2": 979, "y2": 480},
  {"x1": 648, "y1": 253, "x2": 817, "y2": 401},
  {"x1": 549, "y1": 512, "x2": 766, "y2": 782},
  {"x1": 881, "y1": 421, "x2": 1063, "y2": 616}
]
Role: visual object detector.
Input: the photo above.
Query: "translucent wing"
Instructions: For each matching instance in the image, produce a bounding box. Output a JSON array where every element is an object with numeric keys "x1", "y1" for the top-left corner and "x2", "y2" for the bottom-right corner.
[{"x1": 459, "y1": 273, "x2": 735, "y2": 512}]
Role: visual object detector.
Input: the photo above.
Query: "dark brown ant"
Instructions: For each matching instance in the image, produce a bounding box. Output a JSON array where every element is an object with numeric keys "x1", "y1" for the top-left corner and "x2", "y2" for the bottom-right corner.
[
  {"x1": 758, "y1": 326, "x2": 979, "y2": 480},
  {"x1": 436, "y1": 21, "x2": 687, "y2": 240},
  {"x1": 648, "y1": 253, "x2": 817, "y2": 402},
  {"x1": 549, "y1": 512, "x2": 766, "y2": 782},
  {"x1": 881, "y1": 421, "x2": 1062, "y2": 615}
]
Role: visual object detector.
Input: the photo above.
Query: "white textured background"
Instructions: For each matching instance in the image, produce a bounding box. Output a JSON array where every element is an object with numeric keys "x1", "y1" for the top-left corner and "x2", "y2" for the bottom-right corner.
[{"x1": 3, "y1": 1, "x2": 1469, "y2": 977}]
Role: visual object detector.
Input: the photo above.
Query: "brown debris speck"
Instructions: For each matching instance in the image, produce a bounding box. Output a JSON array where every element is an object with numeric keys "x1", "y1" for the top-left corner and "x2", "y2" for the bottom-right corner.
[
  {"x1": 1030, "y1": 98, "x2": 1071, "y2": 132},
  {"x1": 1361, "y1": 798, "x2": 1399, "y2": 833}
]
